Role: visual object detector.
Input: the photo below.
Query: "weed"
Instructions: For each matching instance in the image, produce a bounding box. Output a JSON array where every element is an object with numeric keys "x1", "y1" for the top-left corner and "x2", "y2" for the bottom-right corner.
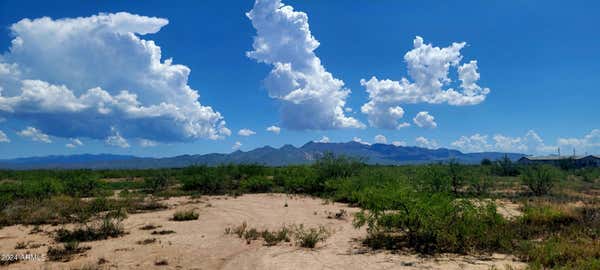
[
  {"x1": 47, "y1": 241, "x2": 90, "y2": 262},
  {"x1": 294, "y1": 224, "x2": 329, "y2": 248},
  {"x1": 172, "y1": 209, "x2": 199, "y2": 221},
  {"x1": 151, "y1": 230, "x2": 176, "y2": 235}
]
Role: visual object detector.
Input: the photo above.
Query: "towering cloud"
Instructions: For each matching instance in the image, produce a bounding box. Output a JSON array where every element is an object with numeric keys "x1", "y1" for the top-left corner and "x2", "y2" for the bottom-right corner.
[
  {"x1": 413, "y1": 111, "x2": 437, "y2": 129},
  {"x1": 0, "y1": 12, "x2": 229, "y2": 143},
  {"x1": 361, "y1": 36, "x2": 490, "y2": 129},
  {"x1": 247, "y1": 0, "x2": 363, "y2": 130}
]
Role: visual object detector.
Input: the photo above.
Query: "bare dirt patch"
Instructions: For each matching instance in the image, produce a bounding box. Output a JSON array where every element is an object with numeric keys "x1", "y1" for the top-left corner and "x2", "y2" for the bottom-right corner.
[{"x1": 0, "y1": 194, "x2": 525, "y2": 269}]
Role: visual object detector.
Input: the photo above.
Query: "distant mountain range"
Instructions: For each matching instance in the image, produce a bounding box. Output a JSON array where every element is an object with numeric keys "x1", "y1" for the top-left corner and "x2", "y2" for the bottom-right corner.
[{"x1": 0, "y1": 141, "x2": 525, "y2": 170}]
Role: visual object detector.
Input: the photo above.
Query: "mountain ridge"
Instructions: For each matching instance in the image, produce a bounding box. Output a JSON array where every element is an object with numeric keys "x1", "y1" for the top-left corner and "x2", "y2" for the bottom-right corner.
[{"x1": 0, "y1": 141, "x2": 525, "y2": 169}]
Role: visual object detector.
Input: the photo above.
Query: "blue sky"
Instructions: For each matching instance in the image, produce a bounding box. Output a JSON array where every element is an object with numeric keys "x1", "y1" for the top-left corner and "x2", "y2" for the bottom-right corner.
[{"x1": 0, "y1": 0, "x2": 598, "y2": 159}]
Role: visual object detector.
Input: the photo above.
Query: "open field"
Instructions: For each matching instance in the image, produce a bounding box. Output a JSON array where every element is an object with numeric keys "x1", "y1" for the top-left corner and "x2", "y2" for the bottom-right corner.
[
  {"x1": 0, "y1": 156, "x2": 598, "y2": 269},
  {"x1": 0, "y1": 194, "x2": 526, "y2": 270}
]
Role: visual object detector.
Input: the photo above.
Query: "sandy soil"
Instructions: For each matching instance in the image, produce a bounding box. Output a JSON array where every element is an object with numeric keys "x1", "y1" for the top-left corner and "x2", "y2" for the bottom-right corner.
[{"x1": 0, "y1": 194, "x2": 526, "y2": 270}]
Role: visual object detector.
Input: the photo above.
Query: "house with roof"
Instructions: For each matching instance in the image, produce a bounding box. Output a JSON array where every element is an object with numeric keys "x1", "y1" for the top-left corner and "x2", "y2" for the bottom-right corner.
[{"x1": 517, "y1": 155, "x2": 600, "y2": 168}]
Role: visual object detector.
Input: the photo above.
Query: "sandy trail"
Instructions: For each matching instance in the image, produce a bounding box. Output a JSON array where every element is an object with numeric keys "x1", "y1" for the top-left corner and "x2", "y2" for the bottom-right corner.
[{"x1": 0, "y1": 194, "x2": 525, "y2": 270}]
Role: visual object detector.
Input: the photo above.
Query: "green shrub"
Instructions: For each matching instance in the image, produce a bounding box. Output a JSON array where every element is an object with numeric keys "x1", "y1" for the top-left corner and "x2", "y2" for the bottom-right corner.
[
  {"x1": 240, "y1": 176, "x2": 273, "y2": 193},
  {"x1": 47, "y1": 241, "x2": 90, "y2": 262},
  {"x1": 294, "y1": 224, "x2": 329, "y2": 248},
  {"x1": 181, "y1": 168, "x2": 227, "y2": 194},
  {"x1": 262, "y1": 227, "x2": 291, "y2": 246},
  {"x1": 172, "y1": 209, "x2": 199, "y2": 221},
  {"x1": 313, "y1": 152, "x2": 365, "y2": 181},
  {"x1": 416, "y1": 165, "x2": 451, "y2": 194},
  {"x1": 55, "y1": 214, "x2": 125, "y2": 242},
  {"x1": 521, "y1": 165, "x2": 559, "y2": 196},
  {"x1": 64, "y1": 175, "x2": 101, "y2": 197},
  {"x1": 492, "y1": 155, "x2": 519, "y2": 176},
  {"x1": 353, "y1": 184, "x2": 508, "y2": 254},
  {"x1": 144, "y1": 174, "x2": 170, "y2": 193}
]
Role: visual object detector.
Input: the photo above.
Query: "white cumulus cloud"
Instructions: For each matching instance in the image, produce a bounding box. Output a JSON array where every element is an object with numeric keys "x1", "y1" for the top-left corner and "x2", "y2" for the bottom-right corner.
[
  {"x1": 0, "y1": 12, "x2": 228, "y2": 143},
  {"x1": 232, "y1": 141, "x2": 242, "y2": 150},
  {"x1": 238, "y1": 128, "x2": 256, "y2": 136},
  {"x1": 18, "y1": 126, "x2": 51, "y2": 143},
  {"x1": 246, "y1": 0, "x2": 363, "y2": 130},
  {"x1": 361, "y1": 36, "x2": 490, "y2": 129},
  {"x1": 66, "y1": 138, "x2": 83, "y2": 148},
  {"x1": 352, "y1": 137, "x2": 370, "y2": 145},
  {"x1": 557, "y1": 129, "x2": 600, "y2": 155},
  {"x1": 452, "y1": 130, "x2": 557, "y2": 154},
  {"x1": 105, "y1": 128, "x2": 129, "y2": 148},
  {"x1": 413, "y1": 111, "x2": 437, "y2": 129},
  {"x1": 139, "y1": 139, "x2": 157, "y2": 147},
  {"x1": 415, "y1": 136, "x2": 438, "y2": 149},
  {"x1": 451, "y1": 134, "x2": 491, "y2": 152},
  {"x1": 374, "y1": 134, "x2": 387, "y2": 144},
  {"x1": 316, "y1": 136, "x2": 330, "y2": 143},
  {"x1": 0, "y1": 130, "x2": 9, "y2": 142},
  {"x1": 392, "y1": 140, "x2": 406, "y2": 147},
  {"x1": 266, "y1": 125, "x2": 281, "y2": 134}
]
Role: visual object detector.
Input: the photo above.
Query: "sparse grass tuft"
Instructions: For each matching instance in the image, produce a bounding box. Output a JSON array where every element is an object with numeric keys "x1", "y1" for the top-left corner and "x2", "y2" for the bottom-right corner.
[
  {"x1": 151, "y1": 230, "x2": 176, "y2": 235},
  {"x1": 47, "y1": 241, "x2": 90, "y2": 262},
  {"x1": 294, "y1": 224, "x2": 329, "y2": 248},
  {"x1": 172, "y1": 209, "x2": 199, "y2": 221},
  {"x1": 136, "y1": 238, "x2": 157, "y2": 245},
  {"x1": 139, "y1": 224, "x2": 160, "y2": 230},
  {"x1": 55, "y1": 215, "x2": 125, "y2": 242}
]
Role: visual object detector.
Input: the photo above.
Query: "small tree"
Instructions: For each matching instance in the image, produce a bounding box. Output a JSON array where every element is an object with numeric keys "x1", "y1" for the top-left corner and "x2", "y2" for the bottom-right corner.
[
  {"x1": 493, "y1": 154, "x2": 519, "y2": 176},
  {"x1": 480, "y1": 158, "x2": 492, "y2": 166},
  {"x1": 521, "y1": 165, "x2": 558, "y2": 196},
  {"x1": 447, "y1": 159, "x2": 464, "y2": 195},
  {"x1": 144, "y1": 174, "x2": 170, "y2": 193}
]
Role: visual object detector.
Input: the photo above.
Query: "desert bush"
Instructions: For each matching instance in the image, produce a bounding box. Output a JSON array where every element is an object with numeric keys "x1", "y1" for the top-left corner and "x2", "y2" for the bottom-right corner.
[
  {"x1": 55, "y1": 214, "x2": 125, "y2": 242},
  {"x1": 262, "y1": 227, "x2": 291, "y2": 246},
  {"x1": 63, "y1": 175, "x2": 102, "y2": 197},
  {"x1": 353, "y1": 184, "x2": 508, "y2": 254},
  {"x1": 181, "y1": 168, "x2": 226, "y2": 194},
  {"x1": 144, "y1": 174, "x2": 170, "y2": 193},
  {"x1": 240, "y1": 176, "x2": 273, "y2": 193},
  {"x1": 140, "y1": 224, "x2": 160, "y2": 230},
  {"x1": 416, "y1": 165, "x2": 451, "y2": 194},
  {"x1": 447, "y1": 160, "x2": 465, "y2": 195},
  {"x1": 313, "y1": 152, "x2": 365, "y2": 182},
  {"x1": 136, "y1": 238, "x2": 157, "y2": 245},
  {"x1": 172, "y1": 209, "x2": 199, "y2": 221},
  {"x1": 492, "y1": 155, "x2": 519, "y2": 177},
  {"x1": 521, "y1": 165, "x2": 559, "y2": 196},
  {"x1": 151, "y1": 230, "x2": 175, "y2": 235},
  {"x1": 467, "y1": 167, "x2": 493, "y2": 196},
  {"x1": 520, "y1": 235, "x2": 600, "y2": 269},
  {"x1": 47, "y1": 241, "x2": 90, "y2": 262},
  {"x1": 243, "y1": 228, "x2": 260, "y2": 244},
  {"x1": 294, "y1": 224, "x2": 329, "y2": 248}
]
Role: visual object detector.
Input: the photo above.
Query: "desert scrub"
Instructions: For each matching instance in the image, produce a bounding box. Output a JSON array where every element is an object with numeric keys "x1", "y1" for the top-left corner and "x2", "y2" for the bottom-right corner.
[
  {"x1": 172, "y1": 209, "x2": 199, "y2": 221},
  {"x1": 225, "y1": 223, "x2": 292, "y2": 246},
  {"x1": 47, "y1": 241, "x2": 90, "y2": 262},
  {"x1": 55, "y1": 214, "x2": 125, "y2": 242},
  {"x1": 262, "y1": 226, "x2": 291, "y2": 246},
  {"x1": 239, "y1": 176, "x2": 274, "y2": 193},
  {"x1": 294, "y1": 224, "x2": 329, "y2": 248},
  {"x1": 151, "y1": 230, "x2": 175, "y2": 235},
  {"x1": 353, "y1": 184, "x2": 508, "y2": 254},
  {"x1": 521, "y1": 165, "x2": 559, "y2": 196}
]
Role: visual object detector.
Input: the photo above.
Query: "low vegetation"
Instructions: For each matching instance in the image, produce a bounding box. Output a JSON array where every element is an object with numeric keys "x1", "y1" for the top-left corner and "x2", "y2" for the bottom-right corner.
[
  {"x1": 171, "y1": 209, "x2": 199, "y2": 221},
  {"x1": 0, "y1": 154, "x2": 598, "y2": 269},
  {"x1": 47, "y1": 241, "x2": 90, "y2": 262},
  {"x1": 225, "y1": 223, "x2": 325, "y2": 248}
]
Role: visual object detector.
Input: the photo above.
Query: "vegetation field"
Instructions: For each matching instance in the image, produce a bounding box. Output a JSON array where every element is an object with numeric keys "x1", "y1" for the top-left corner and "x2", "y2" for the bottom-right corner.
[{"x1": 0, "y1": 154, "x2": 598, "y2": 269}]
